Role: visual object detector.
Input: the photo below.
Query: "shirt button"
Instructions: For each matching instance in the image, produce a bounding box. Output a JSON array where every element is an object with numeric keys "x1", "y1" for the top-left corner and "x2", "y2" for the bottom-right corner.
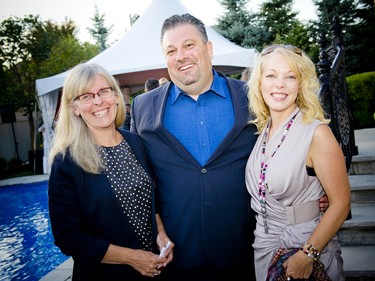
[
  {"x1": 200, "y1": 121, "x2": 204, "y2": 125},
  {"x1": 202, "y1": 143, "x2": 207, "y2": 147},
  {"x1": 201, "y1": 168, "x2": 207, "y2": 173}
]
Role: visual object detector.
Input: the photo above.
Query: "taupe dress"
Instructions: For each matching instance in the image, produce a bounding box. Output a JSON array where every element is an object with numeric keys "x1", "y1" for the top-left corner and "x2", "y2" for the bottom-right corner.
[{"x1": 245, "y1": 108, "x2": 344, "y2": 280}]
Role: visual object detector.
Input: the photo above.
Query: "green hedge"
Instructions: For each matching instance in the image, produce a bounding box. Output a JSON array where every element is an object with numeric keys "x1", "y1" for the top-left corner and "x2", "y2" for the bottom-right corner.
[{"x1": 347, "y1": 72, "x2": 375, "y2": 129}]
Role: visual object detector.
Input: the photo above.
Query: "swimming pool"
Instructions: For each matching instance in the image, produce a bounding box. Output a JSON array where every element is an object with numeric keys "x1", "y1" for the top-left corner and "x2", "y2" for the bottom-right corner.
[{"x1": 0, "y1": 181, "x2": 68, "y2": 281}]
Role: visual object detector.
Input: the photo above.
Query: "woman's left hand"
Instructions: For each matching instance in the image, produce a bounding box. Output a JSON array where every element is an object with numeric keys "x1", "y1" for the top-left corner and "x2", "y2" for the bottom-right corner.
[{"x1": 283, "y1": 250, "x2": 314, "y2": 279}]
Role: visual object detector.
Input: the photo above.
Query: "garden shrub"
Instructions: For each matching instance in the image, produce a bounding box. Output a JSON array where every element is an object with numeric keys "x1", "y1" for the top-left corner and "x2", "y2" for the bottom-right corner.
[{"x1": 346, "y1": 72, "x2": 375, "y2": 129}]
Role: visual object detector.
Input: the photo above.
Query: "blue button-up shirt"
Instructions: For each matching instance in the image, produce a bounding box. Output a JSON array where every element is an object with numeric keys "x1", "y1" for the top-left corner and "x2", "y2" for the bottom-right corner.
[{"x1": 163, "y1": 71, "x2": 234, "y2": 166}]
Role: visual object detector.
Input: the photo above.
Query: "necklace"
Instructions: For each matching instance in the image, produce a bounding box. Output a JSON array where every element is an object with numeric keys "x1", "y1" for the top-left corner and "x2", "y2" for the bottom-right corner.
[{"x1": 258, "y1": 111, "x2": 298, "y2": 234}]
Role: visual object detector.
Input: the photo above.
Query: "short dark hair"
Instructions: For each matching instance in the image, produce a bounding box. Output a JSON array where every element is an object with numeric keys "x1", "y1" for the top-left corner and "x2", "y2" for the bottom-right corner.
[
  {"x1": 160, "y1": 13, "x2": 208, "y2": 44},
  {"x1": 145, "y1": 78, "x2": 160, "y2": 92}
]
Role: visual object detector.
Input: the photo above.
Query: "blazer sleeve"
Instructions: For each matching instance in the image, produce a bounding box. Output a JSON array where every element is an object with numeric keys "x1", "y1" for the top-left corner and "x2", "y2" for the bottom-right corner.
[{"x1": 48, "y1": 154, "x2": 109, "y2": 267}]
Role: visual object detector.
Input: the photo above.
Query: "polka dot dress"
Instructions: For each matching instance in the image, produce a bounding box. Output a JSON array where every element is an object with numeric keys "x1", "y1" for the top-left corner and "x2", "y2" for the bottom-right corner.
[{"x1": 98, "y1": 138, "x2": 153, "y2": 251}]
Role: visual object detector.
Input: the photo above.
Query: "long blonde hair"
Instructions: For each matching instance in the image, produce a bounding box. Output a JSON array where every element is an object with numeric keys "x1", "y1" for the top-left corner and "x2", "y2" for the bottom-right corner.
[
  {"x1": 247, "y1": 44, "x2": 329, "y2": 133},
  {"x1": 48, "y1": 63, "x2": 126, "y2": 174}
]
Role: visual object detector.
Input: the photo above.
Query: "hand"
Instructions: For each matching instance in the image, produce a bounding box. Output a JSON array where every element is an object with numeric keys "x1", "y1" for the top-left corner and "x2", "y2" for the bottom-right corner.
[
  {"x1": 319, "y1": 194, "x2": 329, "y2": 212},
  {"x1": 156, "y1": 240, "x2": 174, "y2": 270},
  {"x1": 127, "y1": 249, "x2": 167, "y2": 278},
  {"x1": 283, "y1": 250, "x2": 314, "y2": 279}
]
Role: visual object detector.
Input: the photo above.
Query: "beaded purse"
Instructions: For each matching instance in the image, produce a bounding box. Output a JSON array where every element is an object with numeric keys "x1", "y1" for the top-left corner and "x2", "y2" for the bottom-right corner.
[{"x1": 266, "y1": 248, "x2": 332, "y2": 281}]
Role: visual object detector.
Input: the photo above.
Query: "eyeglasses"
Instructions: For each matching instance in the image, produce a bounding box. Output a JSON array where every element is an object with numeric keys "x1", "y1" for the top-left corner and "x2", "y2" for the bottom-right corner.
[
  {"x1": 260, "y1": 44, "x2": 302, "y2": 57},
  {"x1": 74, "y1": 87, "x2": 114, "y2": 104}
]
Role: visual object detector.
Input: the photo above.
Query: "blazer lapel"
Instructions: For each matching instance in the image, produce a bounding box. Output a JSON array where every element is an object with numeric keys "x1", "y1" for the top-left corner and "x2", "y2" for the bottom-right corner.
[
  {"x1": 152, "y1": 85, "x2": 201, "y2": 167},
  {"x1": 205, "y1": 77, "x2": 249, "y2": 165}
]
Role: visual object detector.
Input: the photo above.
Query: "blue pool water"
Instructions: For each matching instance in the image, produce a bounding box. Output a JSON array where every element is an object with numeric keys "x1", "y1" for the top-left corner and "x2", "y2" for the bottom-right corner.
[{"x1": 0, "y1": 181, "x2": 68, "y2": 281}]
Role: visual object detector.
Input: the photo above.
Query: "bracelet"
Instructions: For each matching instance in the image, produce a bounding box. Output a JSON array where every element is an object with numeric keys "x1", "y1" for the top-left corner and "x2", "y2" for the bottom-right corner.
[{"x1": 300, "y1": 241, "x2": 320, "y2": 261}]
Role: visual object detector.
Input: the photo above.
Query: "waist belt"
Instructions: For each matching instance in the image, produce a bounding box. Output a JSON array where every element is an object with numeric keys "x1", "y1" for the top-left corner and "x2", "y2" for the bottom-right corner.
[{"x1": 285, "y1": 200, "x2": 320, "y2": 225}]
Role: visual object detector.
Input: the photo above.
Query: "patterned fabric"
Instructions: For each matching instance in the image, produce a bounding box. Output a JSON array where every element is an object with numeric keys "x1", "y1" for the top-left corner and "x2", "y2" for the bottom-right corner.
[
  {"x1": 267, "y1": 248, "x2": 331, "y2": 281},
  {"x1": 99, "y1": 138, "x2": 153, "y2": 251}
]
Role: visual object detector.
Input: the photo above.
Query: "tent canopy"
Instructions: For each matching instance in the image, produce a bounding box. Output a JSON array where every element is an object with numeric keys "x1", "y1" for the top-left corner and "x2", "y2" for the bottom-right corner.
[
  {"x1": 36, "y1": 0, "x2": 258, "y2": 173},
  {"x1": 36, "y1": 0, "x2": 257, "y2": 96}
]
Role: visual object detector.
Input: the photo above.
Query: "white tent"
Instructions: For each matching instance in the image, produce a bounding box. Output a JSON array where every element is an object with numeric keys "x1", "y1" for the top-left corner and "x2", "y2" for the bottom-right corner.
[{"x1": 36, "y1": 0, "x2": 258, "y2": 173}]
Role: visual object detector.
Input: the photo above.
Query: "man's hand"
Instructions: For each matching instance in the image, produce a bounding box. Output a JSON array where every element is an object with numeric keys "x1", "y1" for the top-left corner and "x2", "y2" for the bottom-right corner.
[{"x1": 319, "y1": 195, "x2": 329, "y2": 212}]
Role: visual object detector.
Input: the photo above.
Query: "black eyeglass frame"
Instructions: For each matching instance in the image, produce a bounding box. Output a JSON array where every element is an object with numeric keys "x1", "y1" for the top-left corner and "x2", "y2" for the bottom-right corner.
[{"x1": 74, "y1": 87, "x2": 114, "y2": 104}]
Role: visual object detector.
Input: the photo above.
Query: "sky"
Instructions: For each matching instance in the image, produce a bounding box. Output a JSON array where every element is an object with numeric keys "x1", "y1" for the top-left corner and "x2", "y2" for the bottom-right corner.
[{"x1": 0, "y1": 0, "x2": 318, "y2": 44}]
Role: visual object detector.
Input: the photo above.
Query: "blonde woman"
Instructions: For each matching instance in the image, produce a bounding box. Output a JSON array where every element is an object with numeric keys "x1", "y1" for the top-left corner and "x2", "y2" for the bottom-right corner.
[{"x1": 245, "y1": 45, "x2": 350, "y2": 280}]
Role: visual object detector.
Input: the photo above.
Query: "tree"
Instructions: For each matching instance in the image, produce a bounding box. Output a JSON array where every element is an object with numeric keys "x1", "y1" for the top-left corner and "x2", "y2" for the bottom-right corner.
[
  {"x1": 129, "y1": 14, "x2": 139, "y2": 26},
  {"x1": 0, "y1": 15, "x2": 98, "y2": 154},
  {"x1": 40, "y1": 35, "x2": 99, "y2": 77},
  {"x1": 311, "y1": 0, "x2": 374, "y2": 75},
  {"x1": 88, "y1": 5, "x2": 113, "y2": 51},
  {"x1": 342, "y1": 0, "x2": 375, "y2": 74},
  {"x1": 0, "y1": 15, "x2": 44, "y2": 152},
  {"x1": 257, "y1": 0, "x2": 299, "y2": 45},
  {"x1": 31, "y1": 18, "x2": 76, "y2": 65},
  {"x1": 273, "y1": 20, "x2": 320, "y2": 62},
  {"x1": 313, "y1": 0, "x2": 357, "y2": 37},
  {"x1": 215, "y1": 0, "x2": 317, "y2": 55},
  {"x1": 215, "y1": 0, "x2": 266, "y2": 48}
]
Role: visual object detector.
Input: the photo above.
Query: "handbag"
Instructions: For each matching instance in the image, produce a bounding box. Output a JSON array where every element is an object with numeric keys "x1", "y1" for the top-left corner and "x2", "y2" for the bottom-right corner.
[{"x1": 266, "y1": 248, "x2": 332, "y2": 281}]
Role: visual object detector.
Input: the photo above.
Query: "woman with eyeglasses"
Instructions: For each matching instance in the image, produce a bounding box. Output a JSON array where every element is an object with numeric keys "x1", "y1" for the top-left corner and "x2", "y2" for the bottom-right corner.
[
  {"x1": 245, "y1": 45, "x2": 350, "y2": 280},
  {"x1": 48, "y1": 62, "x2": 173, "y2": 280}
]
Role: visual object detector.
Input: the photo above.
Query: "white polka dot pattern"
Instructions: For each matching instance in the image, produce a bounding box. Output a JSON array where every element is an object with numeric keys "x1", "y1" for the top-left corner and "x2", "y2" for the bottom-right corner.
[{"x1": 98, "y1": 139, "x2": 153, "y2": 251}]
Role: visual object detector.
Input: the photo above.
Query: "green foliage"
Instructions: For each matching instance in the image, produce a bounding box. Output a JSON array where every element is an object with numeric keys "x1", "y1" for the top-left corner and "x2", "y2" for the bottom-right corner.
[
  {"x1": 313, "y1": 0, "x2": 357, "y2": 36},
  {"x1": 31, "y1": 19, "x2": 76, "y2": 64},
  {"x1": 312, "y1": 0, "x2": 375, "y2": 75},
  {"x1": 215, "y1": 0, "x2": 374, "y2": 75},
  {"x1": 272, "y1": 21, "x2": 320, "y2": 62},
  {"x1": 215, "y1": 0, "x2": 268, "y2": 48},
  {"x1": 344, "y1": 0, "x2": 375, "y2": 75},
  {"x1": 346, "y1": 72, "x2": 375, "y2": 129},
  {"x1": 0, "y1": 15, "x2": 100, "y2": 151},
  {"x1": 0, "y1": 15, "x2": 40, "y2": 68},
  {"x1": 0, "y1": 15, "x2": 41, "y2": 150},
  {"x1": 258, "y1": 0, "x2": 299, "y2": 41},
  {"x1": 88, "y1": 5, "x2": 112, "y2": 51},
  {"x1": 0, "y1": 64, "x2": 12, "y2": 105},
  {"x1": 215, "y1": 0, "x2": 319, "y2": 56},
  {"x1": 40, "y1": 35, "x2": 99, "y2": 77},
  {"x1": 129, "y1": 14, "x2": 140, "y2": 26}
]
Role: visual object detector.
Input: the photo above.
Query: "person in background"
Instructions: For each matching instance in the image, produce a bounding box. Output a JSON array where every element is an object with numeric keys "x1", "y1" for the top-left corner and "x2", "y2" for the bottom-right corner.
[
  {"x1": 145, "y1": 78, "x2": 160, "y2": 92},
  {"x1": 240, "y1": 67, "x2": 252, "y2": 82},
  {"x1": 245, "y1": 44, "x2": 350, "y2": 280},
  {"x1": 48, "y1": 62, "x2": 173, "y2": 280},
  {"x1": 158, "y1": 77, "x2": 169, "y2": 86},
  {"x1": 121, "y1": 103, "x2": 131, "y2": 130}
]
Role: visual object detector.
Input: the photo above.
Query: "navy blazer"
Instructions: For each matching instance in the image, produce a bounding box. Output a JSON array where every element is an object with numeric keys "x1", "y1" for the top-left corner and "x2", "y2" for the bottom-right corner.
[
  {"x1": 48, "y1": 129, "x2": 158, "y2": 281},
  {"x1": 131, "y1": 72, "x2": 258, "y2": 268}
]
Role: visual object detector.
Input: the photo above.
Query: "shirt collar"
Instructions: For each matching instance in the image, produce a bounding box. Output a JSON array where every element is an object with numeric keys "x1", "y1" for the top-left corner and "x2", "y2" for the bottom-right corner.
[{"x1": 169, "y1": 70, "x2": 227, "y2": 104}]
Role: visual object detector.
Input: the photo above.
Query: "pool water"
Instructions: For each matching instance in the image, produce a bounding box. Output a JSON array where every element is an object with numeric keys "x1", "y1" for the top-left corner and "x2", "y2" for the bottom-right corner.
[{"x1": 0, "y1": 181, "x2": 68, "y2": 281}]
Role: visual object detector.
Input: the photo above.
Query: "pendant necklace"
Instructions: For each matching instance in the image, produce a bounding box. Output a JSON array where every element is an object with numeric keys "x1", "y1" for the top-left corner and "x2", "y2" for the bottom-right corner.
[{"x1": 258, "y1": 111, "x2": 298, "y2": 233}]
